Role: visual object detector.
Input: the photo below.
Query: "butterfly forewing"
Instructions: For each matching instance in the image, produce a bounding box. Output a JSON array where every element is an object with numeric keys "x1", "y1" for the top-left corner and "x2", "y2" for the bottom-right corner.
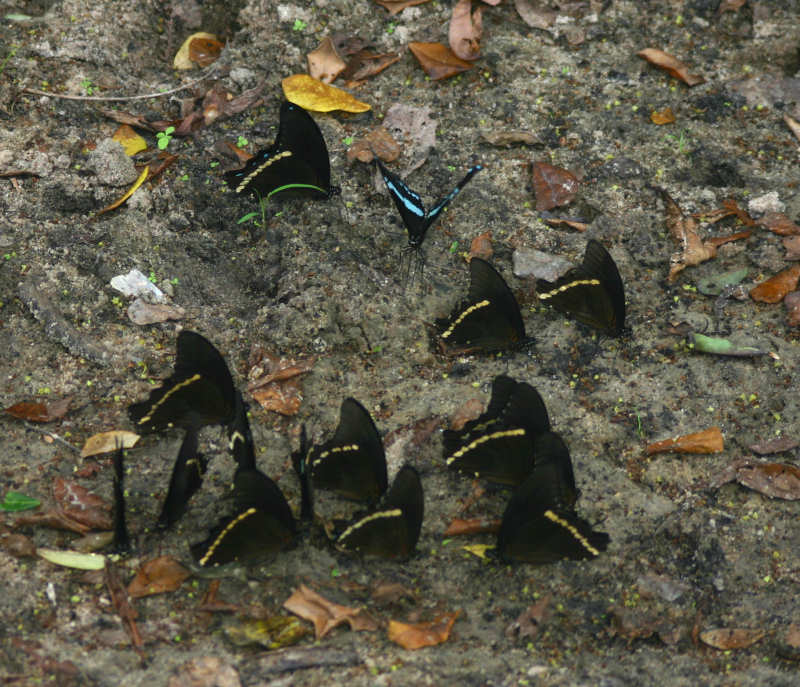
[
  {"x1": 308, "y1": 398, "x2": 388, "y2": 502},
  {"x1": 336, "y1": 465, "x2": 424, "y2": 559},
  {"x1": 156, "y1": 428, "x2": 208, "y2": 529},
  {"x1": 128, "y1": 331, "x2": 236, "y2": 433},
  {"x1": 537, "y1": 239, "x2": 625, "y2": 335},
  {"x1": 224, "y1": 101, "x2": 335, "y2": 200}
]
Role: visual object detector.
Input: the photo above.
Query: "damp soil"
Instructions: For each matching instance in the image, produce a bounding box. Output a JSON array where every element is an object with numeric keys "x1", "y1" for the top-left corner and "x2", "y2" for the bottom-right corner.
[{"x1": 1, "y1": 1, "x2": 800, "y2": 685}]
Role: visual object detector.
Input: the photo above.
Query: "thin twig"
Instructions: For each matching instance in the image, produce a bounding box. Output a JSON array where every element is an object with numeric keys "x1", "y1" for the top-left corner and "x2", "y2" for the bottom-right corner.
[
  {"x1": 24, "y1": 421, "x2": 81, "y2": 454},
  {"x1": 21, "y1": 67, "x2": 217, "y2": 102}
]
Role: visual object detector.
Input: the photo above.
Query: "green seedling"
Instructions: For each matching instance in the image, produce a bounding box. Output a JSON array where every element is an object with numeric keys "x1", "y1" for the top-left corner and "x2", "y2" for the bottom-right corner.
[
  {"x1": 156, "y1": 126, "x2": 175, "y2": 150},
  {"x1": 293, "y1": 19, "x2": 307, "y2": 31},
  {"x1": 236, "y1": 135, "x2": 249, "y2": 148},
  {"x1": 80, "y1": 78, "x2": 94, "y2": 95}
]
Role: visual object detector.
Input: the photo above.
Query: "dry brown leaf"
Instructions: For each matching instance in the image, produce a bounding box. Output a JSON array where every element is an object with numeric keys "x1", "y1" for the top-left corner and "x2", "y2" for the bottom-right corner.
[
  {"x1": 282, "y1": 74, "x2": 370, "y2": 113},
  {"x1": 128, "y1": 556, "x2": 192, "y2": 598},
  {"x1": 408, "y1": 42, "x2": 474, "y2": 80},
  {"x1": 283, "y1": 584, "x2": 378, "y2": 639},
  {"x1": 735, "y1": 462, "x2": 800, "y2": 500},
  {"x1": 541, "y1": 215, "x2": 589, "y2": 232},
  {"x1": 784, "y1": 236, "x2": 800, "y2": 261},
  {"x1": 1, "y1": 533, "x2": 37, "y2": 557},
  {"x1": 750, "y1": 263, "x2": 800, "y2": 304},
  {"x1": 506, "y1": 595, "x2": 551, "y2": 641},
  {"x1": 374, "y1": 0, "x2": 430, "y2": 14},
  {"x1": 444, "y1": 517, "x2": 501, "y2": 536},
  {"x1": 532, "y1": 161, "x2": 579, "y2": 211},
  {"x1": 719, "y1": 0, "x2": 746, "y2": 12},
  {"x1": 173, "y1": 32, "x2": 220, "y2": 70},
  {"x1": 81, "y1": 430, "x2": 139, "y2": 458},
  {"x1": 308, "y1": 37, "x2": 347, "y2": 83},
  {"x1": 341, "y1": 50, "x2": 401, "y2": 83},
  {"x1": 112, "y1": 125, "x2": 147, "y2": 156},
  {"x1": 127, "y1": 300, "x2": 185, "y2": 326},
  {"x1": 645, "y1": 426, "x2": 724, "y2": 456},
  {"x1": 784, "y1": 113, "x2": 800, "y2": 142},
  {"x1": 759, "y1": 212, "x2": 800, "y2": 236},
  {"x1": 188, "y1": 35, "x2": 223, "y2": 68},
  {"x1": 247, "y1": 352, "x2": 315, "y2": 416},
  {"x1": 785, "y1": 291, "x2": 800, "y2": 326},
  {"x1": 449, "y1": 0, "x2": 484, "y2": 61},
  {"x1": 371, "y1": 582, "x2": 416, "y2": 606},
  {"x1": 749, "y1": 436, "x2": 799, "y2": 455},
  {"x1": 388, "y1": 611, "x2": 459, "y2": 650},
  {"x1": 448, "y1": 397, "x2": 485, "y2": 431},
  {"x1": 514, "y1": 0, "x2": 556, "y2": 29},
  {"x1": 14, "y1": 510, "x2": 91, "y2": 535},
  {"x1": 650, "y1": 107, "x2": 676, "y2": 125},
  {"x1": 99, "y1": 108, "x2": 156, "y2": 132},
  {"x1": 637, "y1": 48, "x2": 705, "y2": 86},
  {"x1": 5, "y1": 398, "x2": 70, "y2": 423},
  {"x1": 346, "y1": 126, "x2": 402, "y2": 164},
  {"x1": 700, "y1": 628, "x2": 765, "y2": 650},
  {"x1": 53, "y1": 478, "x2": 113, "y2": 531},
  {"x1": 481, "y1": 129, "x2": 540, "y2": 147},
  {"x1": 469, "y1": 231, "x2": 493, "y2": 261}
]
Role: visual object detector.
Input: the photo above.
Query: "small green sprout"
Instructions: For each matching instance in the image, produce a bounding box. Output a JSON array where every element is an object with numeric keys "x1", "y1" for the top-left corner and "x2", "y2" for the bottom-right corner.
[
  {"x1": 156, "y1": 126, "x2": 175, "y2": 150},
  {"x1": 80, "y1": 78, "x2": 94, "y2": 95},
  {"x1": 293, "y1": 18, "x2": 307, "y2": 31},
  {"x1": 236, "y1": 135, "x2": 249, "y2": 148},
  {"x1": 386, "y1": 21, "x2": 396, "y2": 35},
  {"x1": 343, "y1": 136, "x2": 354, "y2": 146}
]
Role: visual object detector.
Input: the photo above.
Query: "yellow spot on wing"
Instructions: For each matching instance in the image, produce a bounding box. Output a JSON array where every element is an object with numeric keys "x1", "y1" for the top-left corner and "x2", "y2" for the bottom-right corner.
[
  {"x1": 311, "y1": 444, "x2": 359, "y2": 468},
  {"x1": 543, "y1": 509, "x2": 600, "y2": 556},
  {"x1": 441, "y1": 300, "x2": 490, "y2": 339},
  {"x1": 538, "y1": 279, "x2": 600, "y2": 300},
  {"x1": 235, "y1": 150, "x2": 293, "y2": 193},
  {"x1": 139, "y1": 373, "x2": 202, "y2": 425},
  {"x1": 338, "y1": 508, "x2": 403, "y2": 547},
  {"x1": 199, "y1": 507, "x2": 257, "y2": 566},
  {"x1": 446, "y1": 429, "x2": 526, "y2": 465}
]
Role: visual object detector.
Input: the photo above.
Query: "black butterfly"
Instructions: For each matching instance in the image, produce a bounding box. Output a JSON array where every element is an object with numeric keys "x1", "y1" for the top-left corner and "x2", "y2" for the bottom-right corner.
[
  {"x1": 156, "y1": 428, "x2": 208, "y2": 529},
  {"x1": 536, "y1": 239, "x2": 626, "y2": 335},
  {"x1": 375, "y1": 157, "x2": 482, "y2": 251},
  {"x1": 443, "y1": 375, "x2": 550, "y2": 485},
  {"x1": 496, "y1": 431, "x2": 608, "y2": 564},
  {"x1": 191, "y1": 467, "x2": 296, "y2": 567},
  {"x1": 224, "y1": 101, "x2": 338, "y2": 200},
  {"x1": 227, "y1": 391, "x2": 256, "y2": 473},
  {"x1": 336, "y1": 464, "x2": 424, "y2": 559},
  {"x1": 306, "y1": 398, "x2": 388, "y2": 503},
  {"x1": 112, "y1": 444, "x2": 131, "y2": 553},
  {"x1": 436, "y1": 258, "x2": 526, "y2": 354},
  {"x1": 128, "y1": 331, "x2": 236, "y2": 433}
]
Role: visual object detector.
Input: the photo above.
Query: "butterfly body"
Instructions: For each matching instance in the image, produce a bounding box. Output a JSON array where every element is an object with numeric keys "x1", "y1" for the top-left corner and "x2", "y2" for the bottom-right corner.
[
  {"x1": 536, "y1": 239, "x2": 625, "y2": 335},
  {"x1": 224, "y1": 101, "x2": 338, "y2": 200},
  {"x1": 437, "y1": 258, "x2": 526, "y2": 354}
]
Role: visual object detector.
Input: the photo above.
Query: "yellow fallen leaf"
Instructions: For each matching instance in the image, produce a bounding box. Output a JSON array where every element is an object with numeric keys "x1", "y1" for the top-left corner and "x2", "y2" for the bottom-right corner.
[
  {"x1": 282, "y1": 74, "x2": 370, "y2": 113},
  {"x1": 462, "y1": 544, "x2": 493, "y2": 559},
  {"x1": 81, "y1": 430, "x2": 140, "y2": 458},
  {"x1": 38, "y1": 548, "x2": 106, "y2": 570},
  {"x1": 95, "y1": 166, "x2": 148, "y2": 218},
  {"x1": 112, "y1": 125, "x2": 147, "y2": 156},
  {"x1": 174, "y1": 32, "x2": 219, "y2": 70}
]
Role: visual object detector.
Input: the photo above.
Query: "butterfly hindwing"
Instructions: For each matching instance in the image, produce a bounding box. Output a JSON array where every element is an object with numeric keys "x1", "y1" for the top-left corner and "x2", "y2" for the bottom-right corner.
[
  {"x1": 191, "y1": 468, "x2": 295, "y2": 567},
  {"x1": 224, "y1": 101, "x2": 336, "y2": 200},
  {"x1": 437, "y1": 258, "x2": 526, "y2": 354},
  {"x1": 308, "y1": 398, "x2": 388, "y2": 503},
  {"x1": 128, "y1": 331, "x2": 236, "y2": 433},
  {"x1": 336, "y1": 464, "x2": 424, "y2": 559},
  {"x1": 156, "y1": 428, "x2": 208, "y2": 529},
  {"x1": 227, "y1": 391, "x2": 256, "y2": 472},
  {"x1": 536, "y1": 239, "x2": 625, "y2": 335},
  {"x1": 112, "y1": 444, "x2": 131, "y2": 552}
]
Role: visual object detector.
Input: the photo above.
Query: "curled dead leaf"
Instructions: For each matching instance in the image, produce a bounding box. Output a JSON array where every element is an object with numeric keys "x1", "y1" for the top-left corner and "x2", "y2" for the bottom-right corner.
[
  {"x1": 387, "y1": 611, "x2": 460, "y2": 649},
  {"x1": 481, "y1": 129, "x2": 540, "y2": 147},
  {"x1": 128, "y1": 556, "x2": 192, "y2": 598},
  {"x1": 444, "y1": 517, "x2": 501, "y2": 536},
  {"x1": 173, "y1": 32, "x2": 221, "y2": 70},
  {"x1": 650, "y1": 107, "x2": 676, "y2": 125},
  {"x1": 735, "y1": 462, "x2": 800, "y2": 500},
  {"x1": 341, "y1": 50, "x2": 401, "y2": 83},
  {"x1": 637, "y1": 48, "x2": 705, "y2": 86},
  {"x1": 5, "y1": 397, "x2": 70, "y2": 423},
  {"x1": 469, "y1": 231, "x2": 493, "y2": 261},
  {"x1": 95, "y1": 167, "x2": 148, "y2": 218},
  {"x1": 750, "y1": 263, "x2": 800, "y2": 304},
  {"x1": 449, "y1": 0, "x2": 484, "y2": 61},
  {"x1": 283, "y1": 584, "x2": 378, "y2": 639},
  {"x1": 645, "y1": 426, "x2": 724, "y2": 456},
  {"x1": 759, "y1": 212, "x2": 800, "y2": 236},
  {"x1": 81, "y1": 430, "x2": 139, "y2": 458},
  {"x1": 346, "y1": 126, "x2": 401, "y2": 164},
  {"x1": 699, "y1": 627, "x2": 765, "y2": 650},
  {"x1": 307, "y1": 37, "x2": 346, "y2": 84},
  {"x1": 408, "y1": 42, "x2": 473, "y2": 80},
  {"x1": 282, "y1": 74, "x2": 370, "y2": 113},
  {"x1": 532, "y1": 161, "x2": 579, "y2": 211}
]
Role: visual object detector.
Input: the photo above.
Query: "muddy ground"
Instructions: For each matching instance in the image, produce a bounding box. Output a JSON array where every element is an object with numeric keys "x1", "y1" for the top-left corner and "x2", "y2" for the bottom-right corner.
[{"x1": 1, "y1": 0, "x2": 799, "y2": 685}]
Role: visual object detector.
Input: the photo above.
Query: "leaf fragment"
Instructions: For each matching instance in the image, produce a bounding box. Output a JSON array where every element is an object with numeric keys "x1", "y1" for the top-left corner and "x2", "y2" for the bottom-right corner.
[
  {"x1": 173, "y1": 32, "x2": 221, "y2": 70},
  {"x1": 735, "y1": 462, "x2": 800, "y2": 500},
  {"x1": 307, "y1": 37, "x2": 346, "y2": 84},
  {"x1": 449, "y1": 0, "x2": 484, "y2": 61},
  {"x1": 532, "y1": 161, "x2": 579, "y2": 211},
  {"x1": 645, "y1": 426, "x2": 724, "y2": 456},
  {"x1": 128, "y1": 556, "x2": 192, "y2": 598},
  {"x1": 95, "y1": 166, "x2": 148, "y2": 218},
  {"x1": 749, "y1": 263, "x2": 800, "y2": 304},
  {"x1": 688, "y1": 333, "x2": 765, "y2": 357},
  {"x1": 112, "y1": 125, "x2": 147, "y2": 156},
  {"x1": 700, "y1": 628, "x2": 765, "y2": 650},
  {"x1": 81, "y1": 430, "x2": 139, "y2": 458},
  {"x1": 0, "y1": 491, "x2": 41, "y2": 512},
  {"x1": 283, "y1": 585, "x2": 379, "y2": 639},
  {"x1": 282, "y1": 74, "x2": 370, "y2": 113},
  {"x1": 38, "y1": 548, "x2": 106, "y2": 570},
  {"x1": 408, "y1": 42, "x2": 473, "y2": 80},
  {"x1": 5, "y1": 397, "x2": 70, "y2": 423},
  {"x1": 637, "y1": 48, "x2": 705, "y2": 86},
  {"x1": 388, "y1": 611, "x2": 459, "y2": 650},
  {"x1": 758, "y1": 212, "x2": 800, "y2": 236},
  {"x1": 785, "y1": 291, "x2": 800, "y2": 326},
  {"x1": 224, "y1": 616, "x2": 309, "y2": 649},
  {"x1": 650, "y1": 107, "x2": 676, "y2": 125}
]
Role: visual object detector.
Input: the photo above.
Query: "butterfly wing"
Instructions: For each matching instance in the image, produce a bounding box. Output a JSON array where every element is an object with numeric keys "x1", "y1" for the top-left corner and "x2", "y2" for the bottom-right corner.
[
  {"x1": 537, "y1": 240, "x2": 625, "y2": 335},
  {"x1": 437, "y1": 258, "x2": 525, "y2": 354},
  {"x1": 224, "y1": 101, "x2": 333, "y2": 199},
  {"x1": 156, "y1": 428, "x2": 208, "y2": 529},
  {"x1": 227, "y1": 391, "x2": 256, "y2": 472},
  {"x1": 308, "y1": 398, "x2": 388, "y2": 502},
  {"x1": 128, "y1": 331, "x2": 236, "y2": 433},
  {"x1": 112, "y1": 445, "x2": 130, "y2": 552},
  {"x1": 336, "y1": 465, "x2": 424, "y2": 558},
  {"x1": 375, "y1": 158, "x2": 428, "y2": 244}
]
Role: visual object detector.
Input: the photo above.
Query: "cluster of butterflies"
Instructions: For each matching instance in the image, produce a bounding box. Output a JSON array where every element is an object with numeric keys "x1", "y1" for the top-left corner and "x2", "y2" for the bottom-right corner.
[
  {"x1": 443, "y1": 375, "x2": 609, "y2": 563},
  {"x1": 120, "y1": 331, "x2": 423, "y2": 565},
  {"x1": 223, "y1": 101, "x2": 626, "y2": 344},
  {"x1": 119, "y1": 330, "x2": 607, "y2": 566}
]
